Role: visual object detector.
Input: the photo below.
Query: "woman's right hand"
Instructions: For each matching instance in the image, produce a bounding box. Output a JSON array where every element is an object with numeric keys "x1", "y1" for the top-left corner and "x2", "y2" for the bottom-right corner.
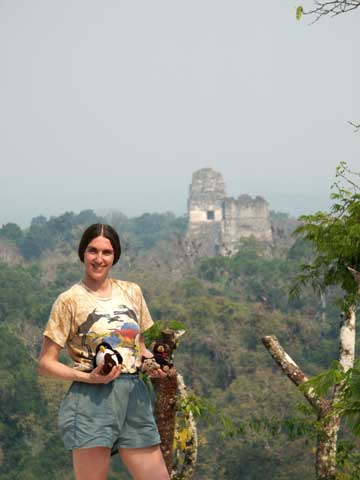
[
  {"x1": 39, "y1": 337, "x2": 122, "y2": 384},
  {"x1": 87, "y1": 364, "x2": 122, "y2": 384}
]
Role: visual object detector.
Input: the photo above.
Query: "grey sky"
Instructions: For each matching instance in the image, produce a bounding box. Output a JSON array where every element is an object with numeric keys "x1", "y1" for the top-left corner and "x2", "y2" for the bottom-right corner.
[{"x1": 1, "y1": 1, "x2": 359, "y2": 227}]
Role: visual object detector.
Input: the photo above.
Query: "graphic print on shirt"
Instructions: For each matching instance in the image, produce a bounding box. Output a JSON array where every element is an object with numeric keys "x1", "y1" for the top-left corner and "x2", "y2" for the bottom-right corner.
[{"x1": 76, "y1": 305, "x2": 141, "y2": 371}]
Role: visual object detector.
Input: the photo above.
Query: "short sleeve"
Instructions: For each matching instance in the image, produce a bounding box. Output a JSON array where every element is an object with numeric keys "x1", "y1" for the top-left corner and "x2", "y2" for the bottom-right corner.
[
  {"x1": 138, "y1": 286, "x2": 154, "y2": 333},
  {"x1": 43, "y1": 295, "x2": 73, "y2": 348}
]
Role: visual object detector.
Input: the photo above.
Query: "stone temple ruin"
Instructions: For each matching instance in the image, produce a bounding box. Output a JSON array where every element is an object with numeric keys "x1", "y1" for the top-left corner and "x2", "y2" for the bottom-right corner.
[{"x1": 186, "y1": 168, "x2": 273, "y2": 256}]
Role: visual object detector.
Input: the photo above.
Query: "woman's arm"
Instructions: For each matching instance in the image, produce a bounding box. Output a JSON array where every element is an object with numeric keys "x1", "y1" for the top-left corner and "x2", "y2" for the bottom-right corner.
[
  {"x1": 138, "y1": 333, "x2": 154, "y2": 359},
  {"x1": 38, "y1": 336, "x2": 121, "y2": 384}
]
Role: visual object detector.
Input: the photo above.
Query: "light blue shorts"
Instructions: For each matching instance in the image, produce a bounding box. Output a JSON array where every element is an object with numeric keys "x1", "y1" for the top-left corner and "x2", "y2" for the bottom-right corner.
[{"x1": 58, "y1": 374, "x2": 161, "y2": 455}]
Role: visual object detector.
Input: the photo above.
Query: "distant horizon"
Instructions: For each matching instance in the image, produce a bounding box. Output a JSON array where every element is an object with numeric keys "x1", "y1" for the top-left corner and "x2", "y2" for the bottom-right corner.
[{"x1": 1, "y1": 189, "x2": 332, "y2": 229}]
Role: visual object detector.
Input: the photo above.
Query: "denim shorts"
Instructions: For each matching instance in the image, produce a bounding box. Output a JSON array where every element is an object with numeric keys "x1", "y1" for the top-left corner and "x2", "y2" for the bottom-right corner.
[{"x1": 58, "y1": 374, "x2": 161, "y2": 455}]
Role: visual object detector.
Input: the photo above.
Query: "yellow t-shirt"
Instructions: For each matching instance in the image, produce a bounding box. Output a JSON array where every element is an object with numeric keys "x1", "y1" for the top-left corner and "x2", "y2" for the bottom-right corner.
[{"x1": 43, "y1": 279, "x2": 153, "y2": 373}]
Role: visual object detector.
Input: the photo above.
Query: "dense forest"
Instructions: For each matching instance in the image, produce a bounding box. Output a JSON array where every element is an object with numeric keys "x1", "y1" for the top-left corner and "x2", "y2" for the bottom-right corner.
[{"x1": 0, "y1": 208, "x2": 357, "y2": 479}]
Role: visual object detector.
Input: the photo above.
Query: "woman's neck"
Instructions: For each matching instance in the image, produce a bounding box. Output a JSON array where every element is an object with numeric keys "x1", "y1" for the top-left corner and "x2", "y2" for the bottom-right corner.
[{"x1": 82, "y1": 276, "x2": 112, "y2": 297}]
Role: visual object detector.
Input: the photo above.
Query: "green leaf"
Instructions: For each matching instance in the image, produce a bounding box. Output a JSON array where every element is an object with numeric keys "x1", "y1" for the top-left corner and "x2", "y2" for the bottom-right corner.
[
  {"x1": 299, "y1": 362, "x2": 345, "y2": 397},
  {"x1": 296, "y1": 6, "x2": 303, "y2": 20}
]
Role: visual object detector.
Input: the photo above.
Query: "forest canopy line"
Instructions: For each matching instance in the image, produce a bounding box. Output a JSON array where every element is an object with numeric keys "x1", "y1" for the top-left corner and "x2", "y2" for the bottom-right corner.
[
  {"x1": 0, "y1": 210, "x2": 188, "y2": 261},
  {"x1": 1, "y1": 177, "x2": 359, "y2": 479}
]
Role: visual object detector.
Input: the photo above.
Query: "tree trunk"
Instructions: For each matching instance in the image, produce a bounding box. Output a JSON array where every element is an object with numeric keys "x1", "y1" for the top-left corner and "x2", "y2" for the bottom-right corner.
[
  {"x1": 338, "y1": 306, "x2": 355, "y2": 372},
  {"x1": 152, "y1": 369, "x2": 178, "y2": 473},
  {"x1": 262, "y1": 326, "x2": 358, "y2": 480},
  {"x1": 150, "y1": 328, "x2": 198, "y2": 479},
  {"x1": 171, "y1": 373, "x2": 198, "y2": 480},
  {"x1": 314, "y1": 305, "x2": 356, "y2": 479},
  {"x1": 315, "y1": 411, "x2": 340, "y2": 480}
]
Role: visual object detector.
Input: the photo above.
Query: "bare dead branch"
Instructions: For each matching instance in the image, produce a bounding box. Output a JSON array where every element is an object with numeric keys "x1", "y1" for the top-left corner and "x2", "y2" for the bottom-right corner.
[
  {"x1": 348, "y1": 121, "x2": 360, "y2": 133},
  {"x1": 347, "y1": 266, "x2": 360, "y2": 287},
  {"x1": 262, "y1": 335, "x2": 330, "y2": 413},
  {"x1": 303, "y1": 0, "x2": 360, "y2": 22}
]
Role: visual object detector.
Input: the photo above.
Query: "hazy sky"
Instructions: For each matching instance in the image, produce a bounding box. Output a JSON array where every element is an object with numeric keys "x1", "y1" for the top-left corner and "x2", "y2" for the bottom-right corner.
[{"x1": 1, "y1": 1, "x2": 360, "y2": 227}]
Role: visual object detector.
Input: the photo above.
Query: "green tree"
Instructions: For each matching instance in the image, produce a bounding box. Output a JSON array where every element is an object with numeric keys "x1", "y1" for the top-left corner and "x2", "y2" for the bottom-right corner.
[
  {"x1": 0, "y1": 222, "x2": 23, "y2": 242},
  {"x1": 264, "y1": 162, "x2": 360, "y2": 480}
]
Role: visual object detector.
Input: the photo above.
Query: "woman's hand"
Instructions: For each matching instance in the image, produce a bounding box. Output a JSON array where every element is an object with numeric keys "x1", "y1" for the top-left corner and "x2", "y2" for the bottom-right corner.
[
  {"x1": 138, "y1": 335, "x2": 168, "y2": 378},
  {"x1": 140, "y1": 347, "x2": 154, "y2": 359},
  {"x1": 87, "y1": 364, "x2": 122, "y2": 384},
  {"x1": 147, "y1": 368, "x2": 167, "y2": 379},
  {"x1": 39, "y1": 337, "x2": 122, "y2": 384}
]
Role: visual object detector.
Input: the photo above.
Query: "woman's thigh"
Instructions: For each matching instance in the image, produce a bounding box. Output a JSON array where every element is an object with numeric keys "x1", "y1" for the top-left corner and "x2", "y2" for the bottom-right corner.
[
  {"x1": 119, "y1": 445, "x2": 170, "y2": 480},
  {"x1": 73, "y1": 447, "x2": 111, "y2": 480}
]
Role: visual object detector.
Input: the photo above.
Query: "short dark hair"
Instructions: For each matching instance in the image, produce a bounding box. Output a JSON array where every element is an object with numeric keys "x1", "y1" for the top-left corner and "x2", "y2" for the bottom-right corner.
[{"x1": 78, "y1": 224, "x2": 121, "y2": 265}]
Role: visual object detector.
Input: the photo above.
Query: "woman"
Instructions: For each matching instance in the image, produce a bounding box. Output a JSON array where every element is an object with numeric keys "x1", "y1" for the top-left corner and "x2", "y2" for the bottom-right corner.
[{"x1": 38, "y1": 223, "x2": 170, "y2": 480}]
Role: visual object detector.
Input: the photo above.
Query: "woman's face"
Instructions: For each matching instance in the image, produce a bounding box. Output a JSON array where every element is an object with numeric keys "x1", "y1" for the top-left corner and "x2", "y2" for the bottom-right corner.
[{"x1": 83, "y1": 235, "x2": 115, "y2": 284}]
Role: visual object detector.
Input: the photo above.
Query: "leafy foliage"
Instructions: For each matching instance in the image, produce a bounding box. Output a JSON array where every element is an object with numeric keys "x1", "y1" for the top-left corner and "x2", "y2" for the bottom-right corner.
[
  {"x1": 0, "y1": 222, "x2": 23, "y2": 242},
  {"x1": 326, "y1": 360, "x2": 360, "y2": 436},
  {"x1": 0, "y1": 204, "x2": 350, "y2": 478},
  {"x1": 108, "y1": 211, "x2": 187, "y2": 252},
  {"x1": 296, "y1": 5, "x2": 304, "y2": 20},
  {"x1": 298, "y1": 360, "x2": 345, "y2": 398},
  {"x1": 292, "y1": 162, "x2": 360, "y2": 312}
]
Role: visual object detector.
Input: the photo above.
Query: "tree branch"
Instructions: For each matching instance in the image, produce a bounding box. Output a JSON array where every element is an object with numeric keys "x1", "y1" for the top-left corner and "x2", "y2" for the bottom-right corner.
[
  {"x1": 348, "y1": 121, "x2": 360, "y2": 133},
  {"x1": 304, "y1": 0, "x2": 360, "y2": 22},
  {"x1": 347, "y1": 266, "x2": 360, "y2": 288},
  {"x1": 262, "y1": 335, "x2": 330, "y2": 413}
]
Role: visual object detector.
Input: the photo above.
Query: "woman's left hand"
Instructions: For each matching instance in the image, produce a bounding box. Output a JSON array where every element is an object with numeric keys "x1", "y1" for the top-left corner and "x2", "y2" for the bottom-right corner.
[
  {"x1": 147, "y1": 368, "x2": 167, "y2": 378},
  {"x1": 141, "y1": 347, "x2": 154, "y2": 359}
]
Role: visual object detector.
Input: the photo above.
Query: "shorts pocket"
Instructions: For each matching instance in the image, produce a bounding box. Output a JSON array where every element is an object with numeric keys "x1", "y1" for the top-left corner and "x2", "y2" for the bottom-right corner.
[{"x1": 58, "y1": 382, "x2": 79, "y2": 449}]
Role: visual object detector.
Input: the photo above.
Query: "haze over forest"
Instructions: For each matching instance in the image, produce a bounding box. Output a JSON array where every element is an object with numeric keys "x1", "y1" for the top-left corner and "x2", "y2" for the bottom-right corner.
[{"x1": 1, "y1": 1, "x2": 360, "y2": 228}]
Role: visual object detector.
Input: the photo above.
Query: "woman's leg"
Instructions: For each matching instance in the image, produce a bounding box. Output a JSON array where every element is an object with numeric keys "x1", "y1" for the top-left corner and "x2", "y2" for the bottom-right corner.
[
  {"x1": 73, "y1": 447, "x2": 111, "y2": 480},
  {"x1": 119, "y1": 445, "x2": 170, "y2": 480}
]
